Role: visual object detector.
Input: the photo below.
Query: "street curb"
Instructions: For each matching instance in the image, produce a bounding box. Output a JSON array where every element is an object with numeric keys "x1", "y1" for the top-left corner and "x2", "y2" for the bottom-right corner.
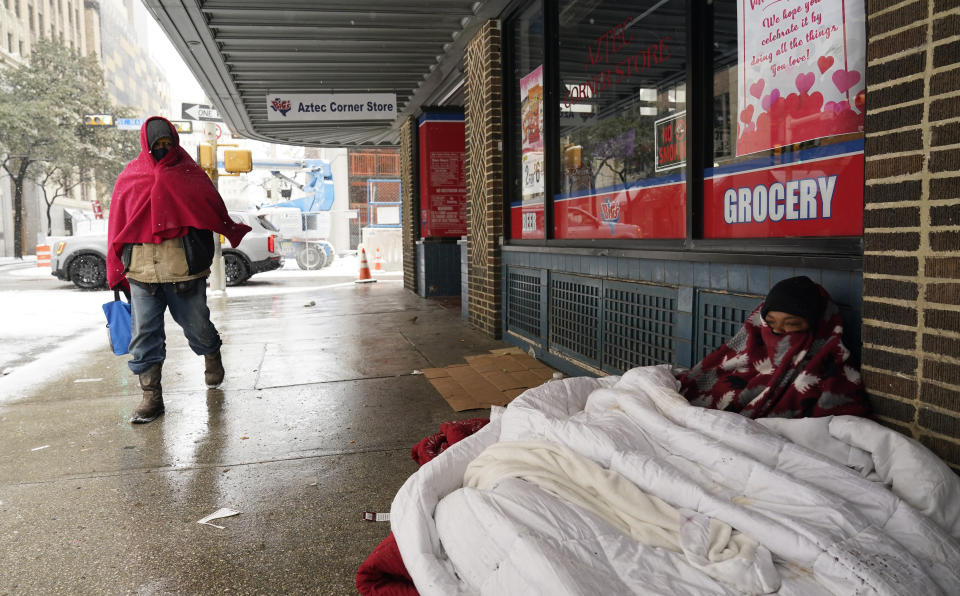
[{"x1": 0, "y1": 257, "x2": 38, "y2": 271}]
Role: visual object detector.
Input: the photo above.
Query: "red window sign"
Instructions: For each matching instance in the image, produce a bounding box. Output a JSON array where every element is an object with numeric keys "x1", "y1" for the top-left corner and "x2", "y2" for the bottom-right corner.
[
  {"x1": 703, "y1": 140, "x2": 863, "y2": 238},
  {"x1": 418, "y1": 114, "x2": 466, "y2": 237},
  {"x1": 655, "y1": 111, "x2": 686, "y2": 172}
]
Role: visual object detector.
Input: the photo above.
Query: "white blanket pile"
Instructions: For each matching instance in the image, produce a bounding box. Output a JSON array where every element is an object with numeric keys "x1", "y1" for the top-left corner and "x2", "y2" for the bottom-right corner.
[{"x1": 391, "y1": 365, "x2": 960, "y2": 595}]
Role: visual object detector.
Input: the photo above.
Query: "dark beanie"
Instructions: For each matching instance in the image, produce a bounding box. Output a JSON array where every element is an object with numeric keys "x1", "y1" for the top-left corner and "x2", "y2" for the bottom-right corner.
[
  {"x1": 146, "y1": 119, "x2": 174, "y2": 149},
  {"x1": 761, "y1": 276, "x2": 826, "y2": 330}
]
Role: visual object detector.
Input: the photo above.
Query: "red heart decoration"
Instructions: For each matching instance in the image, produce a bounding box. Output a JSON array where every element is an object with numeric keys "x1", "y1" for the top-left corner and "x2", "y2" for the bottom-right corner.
[
  {"x1": 761, "y1": 89, "x2": 780, "y2": 111},
  {"x1": 749, "y1": 79, "x2": 765, "y2": 99},
  {"x1": 817, "y1": 56, "x2": 834, "y2": 74},
  {"x1": 854, "y1": 89, "x2": 866, "y2": 112},
  {"x1": 740, "y1": 105, "x2": 755, "y2": 124},
  {"x1": 795, "y1": 72, "x2": 815, "y2": 94},
  {"x1": 832, "y1": 69, "x2": 861, "y2": 94}
]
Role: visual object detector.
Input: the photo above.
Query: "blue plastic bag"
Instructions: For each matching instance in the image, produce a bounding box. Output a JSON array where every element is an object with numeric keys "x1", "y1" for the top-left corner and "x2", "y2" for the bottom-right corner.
[{"x1": 102, "y1": 289, "x2": 132, "y2": 356}]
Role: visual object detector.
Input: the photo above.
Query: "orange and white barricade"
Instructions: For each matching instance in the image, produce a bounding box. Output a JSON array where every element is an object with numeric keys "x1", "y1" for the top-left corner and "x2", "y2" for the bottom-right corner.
[{"x1": 36, "y1": 244, "x2": 51, "y2": 267}]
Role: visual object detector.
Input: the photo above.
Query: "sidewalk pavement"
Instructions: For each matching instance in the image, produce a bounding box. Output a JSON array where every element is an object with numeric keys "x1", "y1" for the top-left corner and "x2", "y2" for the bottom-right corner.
[
  {"x1": 0, "y1": 278, "x2": 507, "y2": 594},
  {"x1": 0, "y1": 255, "x2": 36, "y2": 270}
]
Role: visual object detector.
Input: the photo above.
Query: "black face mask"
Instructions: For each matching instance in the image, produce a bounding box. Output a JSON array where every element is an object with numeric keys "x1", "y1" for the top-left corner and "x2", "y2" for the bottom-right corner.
[{"x1": 151, "y1": 147, "x2": 170, "y2": 161}]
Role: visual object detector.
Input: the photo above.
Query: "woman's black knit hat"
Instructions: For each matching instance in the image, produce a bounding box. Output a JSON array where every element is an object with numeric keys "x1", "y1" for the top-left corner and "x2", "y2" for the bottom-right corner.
[{"x1": 761, "y1": 276, "x2": 826, "y2": 330}]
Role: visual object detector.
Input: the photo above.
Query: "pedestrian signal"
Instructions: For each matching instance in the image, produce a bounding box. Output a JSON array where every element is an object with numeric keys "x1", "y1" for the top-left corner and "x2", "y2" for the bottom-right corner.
[
  {"x1": 224, "y1": 149, "x2": 252, "y2": 173},
  {"x1": 83, "y1": 114, "x2": 114, "y2": 127},
  {"x1": 171, "y1": 120, "x2": 193, "y2": 134}
]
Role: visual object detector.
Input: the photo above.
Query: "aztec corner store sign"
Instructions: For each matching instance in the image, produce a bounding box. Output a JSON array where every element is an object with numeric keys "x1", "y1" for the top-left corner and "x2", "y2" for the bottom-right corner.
[{"x1": 266, "y1": 93, "x2": 397, "y2": 122}]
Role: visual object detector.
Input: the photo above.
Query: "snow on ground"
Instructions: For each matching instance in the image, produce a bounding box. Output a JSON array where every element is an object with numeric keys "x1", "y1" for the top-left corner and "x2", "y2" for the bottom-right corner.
[
  {"x1": 0, "y1": 286, "x2": 108, "y2": 363},
  {"x1": 0, "y1": 276, "x2": 109, "y2": 401},
  {"x1": 0, "y1": 254, "x2": 405, "y2": 401},
  {"x1": 8, "y1": 266, "x2": 56, "y2": 279}
]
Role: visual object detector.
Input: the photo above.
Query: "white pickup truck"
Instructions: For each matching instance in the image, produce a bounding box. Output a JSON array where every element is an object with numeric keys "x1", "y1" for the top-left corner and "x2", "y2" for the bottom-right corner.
[{"x1": 50, "y1": 212, "x2": 283, "y2": 289}]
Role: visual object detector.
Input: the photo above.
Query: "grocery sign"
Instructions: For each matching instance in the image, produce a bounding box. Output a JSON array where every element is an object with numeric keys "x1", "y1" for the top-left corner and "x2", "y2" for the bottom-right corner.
[{"x1": 703, "y1": 139, "x2": 863, "y2": 238}]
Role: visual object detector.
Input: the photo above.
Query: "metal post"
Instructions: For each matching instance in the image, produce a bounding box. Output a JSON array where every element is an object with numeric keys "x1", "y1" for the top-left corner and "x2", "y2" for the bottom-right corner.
[{"x1": 203, "y1": 121, "x2": 227, "y2": 295}]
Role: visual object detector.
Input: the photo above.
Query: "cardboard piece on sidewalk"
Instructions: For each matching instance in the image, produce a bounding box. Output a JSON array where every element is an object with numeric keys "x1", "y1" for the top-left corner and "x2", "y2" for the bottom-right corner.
[
  {"x1": 425, "y1": 350, "x2": 559, "y2": 412},
  {"x1": 489, "y1": 347, "x2": 527, "y2": 356}
]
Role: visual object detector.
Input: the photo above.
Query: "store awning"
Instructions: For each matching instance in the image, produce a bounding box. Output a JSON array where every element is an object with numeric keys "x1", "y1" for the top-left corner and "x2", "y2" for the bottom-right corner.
[{"x1": 144, "y1": 1, "x2": 507, "y2": 147}]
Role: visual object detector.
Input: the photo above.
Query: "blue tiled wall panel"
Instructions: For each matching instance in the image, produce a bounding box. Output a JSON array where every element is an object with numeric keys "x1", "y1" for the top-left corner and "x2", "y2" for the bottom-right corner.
[
  {"x1": 694, "y1": 262, "x2": 710, "y2": 288},
  {"x1": 728, "y1": 266, "x2": 749, "y2": 292},
  {"x1": 501, "y1": 253, "x2": 862, "y2": 376},
  {"x1": 710, "y1": 263, "x2": 728, "y2": 290},
  {"x1": 770, "y1": 266, "x2": 795, "y2": 286},
  {"x1": 747, "y1": 265, "x2": 770, "y2": 294},
  {"x1": 676, "y1": 262, "x2": 694, "y2": 286},
  {"x1": 417, "y1": 242, "x2": 460, "y2": 297},
  {"x1": 460, "y1": 241, "x2": 469, "y2": 319}
]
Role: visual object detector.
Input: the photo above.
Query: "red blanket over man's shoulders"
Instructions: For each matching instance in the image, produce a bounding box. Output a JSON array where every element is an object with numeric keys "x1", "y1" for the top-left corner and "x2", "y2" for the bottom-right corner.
[{"x1": 106, "y1": 116, "x2": 251, "y2": 288}]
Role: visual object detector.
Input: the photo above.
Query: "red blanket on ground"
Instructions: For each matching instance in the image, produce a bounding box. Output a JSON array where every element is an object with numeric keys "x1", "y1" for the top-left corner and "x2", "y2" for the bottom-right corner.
[
  {"x1": 355, "y1": 533, "x2": 415, "y2": 596},
  {"x1": 106, "y1": 117, "x2": 251, "y2": 289},
  {"x1": 677, "y1": 298, "x2": 868, "y2": 418},
  {"x1": 410, "y1": 418, "x2": 490, "y2": 466},
  {"x1": 356, "y1": 418, "x2": 490, "y2": 596}
]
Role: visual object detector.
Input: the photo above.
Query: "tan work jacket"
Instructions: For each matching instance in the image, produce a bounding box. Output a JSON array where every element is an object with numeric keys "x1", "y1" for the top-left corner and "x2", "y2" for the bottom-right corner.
[{"x1": 125, "y1": 237, "x2": 209, "y2": 283}]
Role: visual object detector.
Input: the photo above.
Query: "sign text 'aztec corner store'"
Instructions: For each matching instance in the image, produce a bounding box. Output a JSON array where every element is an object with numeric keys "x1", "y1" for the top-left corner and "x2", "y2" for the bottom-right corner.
[
  {"x1": 509, "y1": 0, "x2": 864, "y2": 241},
  {"x1": 266, "y1": 93, "x2": 397, "y2": 122}
]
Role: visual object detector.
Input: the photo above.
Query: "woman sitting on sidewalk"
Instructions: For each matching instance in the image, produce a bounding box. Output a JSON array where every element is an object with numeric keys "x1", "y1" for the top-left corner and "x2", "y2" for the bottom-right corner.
[{"x1": 676, "y1": 276, "x2": 868, "y2": 419}]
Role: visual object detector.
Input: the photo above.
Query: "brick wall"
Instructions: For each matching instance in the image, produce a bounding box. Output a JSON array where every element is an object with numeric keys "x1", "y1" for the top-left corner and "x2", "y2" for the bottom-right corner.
[
  {"x1": 863, "y1": 0, "x2": 960, "y2": 469},
  {"x1": 464, "y1": 21, "x2": 504, "y2": 338},
  {"x1": 400, "y1": 116, "x2": 418, "y2": 293}
]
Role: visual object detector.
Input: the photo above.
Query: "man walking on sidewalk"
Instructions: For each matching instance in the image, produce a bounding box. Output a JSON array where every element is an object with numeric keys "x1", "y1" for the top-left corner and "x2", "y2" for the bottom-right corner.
[{"x1": 106, "y1": 117, "x2": 251, "y2": 424}]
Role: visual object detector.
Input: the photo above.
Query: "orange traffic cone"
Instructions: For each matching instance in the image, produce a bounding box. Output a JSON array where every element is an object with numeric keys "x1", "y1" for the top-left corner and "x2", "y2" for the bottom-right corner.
[
  {"x1": 355, "y1": 248, "x2": 377, "y2": 284},
  {"x1": 374, "y1": 247, "x2": 383, "y2": 271}
]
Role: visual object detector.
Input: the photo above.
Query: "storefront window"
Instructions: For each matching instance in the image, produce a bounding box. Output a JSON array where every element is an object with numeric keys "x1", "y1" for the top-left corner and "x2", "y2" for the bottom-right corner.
[
  {"x1": 554, "y1": 0, "x2": 688, "y2": 239},
  {"x1": 510, "y1": 3, "x2": 546, "y2": 240},
  {"x1": 704, "y1": 0, "x2": 866, "y2": 239}
]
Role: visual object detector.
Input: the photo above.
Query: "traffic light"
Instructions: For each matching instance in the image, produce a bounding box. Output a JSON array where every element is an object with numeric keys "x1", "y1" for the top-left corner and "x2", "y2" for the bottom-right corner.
[
  {"x1": 83, "y1": 114, "x2": 114, "y2": 127},
  {"x1": 198, "y1": 144, "x2": 215, "y2": 169},
  {"x1": 171, "y1": 120, "x2": 193, "y2": 134},
  {"x1": 224, "y1": 149, "x2": 253, "y2": 173}
]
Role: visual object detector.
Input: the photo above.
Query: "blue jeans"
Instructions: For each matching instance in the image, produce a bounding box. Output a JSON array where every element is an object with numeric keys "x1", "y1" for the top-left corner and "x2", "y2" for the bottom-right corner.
[{"x1": 127, "y1": 280, "x2": 222, "y2": 374}]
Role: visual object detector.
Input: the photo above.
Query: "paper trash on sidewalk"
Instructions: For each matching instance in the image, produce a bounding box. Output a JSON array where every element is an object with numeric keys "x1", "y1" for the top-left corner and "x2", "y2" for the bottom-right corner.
[
  {"x1": 362, "y1": 511, "x2": 390, "y2": 522},
  {"x1": 196, "y1": 507, "x2": 241, "y2": 529}
]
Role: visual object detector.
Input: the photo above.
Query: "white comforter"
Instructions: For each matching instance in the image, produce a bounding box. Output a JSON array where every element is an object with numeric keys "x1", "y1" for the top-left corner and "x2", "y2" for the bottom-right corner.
[{"x1": 391, "y1": 365, "x2": 960, "y2": 595}]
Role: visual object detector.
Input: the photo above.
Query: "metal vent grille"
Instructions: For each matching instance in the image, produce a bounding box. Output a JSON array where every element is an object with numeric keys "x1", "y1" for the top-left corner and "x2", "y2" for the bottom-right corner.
[
  {"x1": 550, "y1": 274, "x2": 601, "y2": 366},
  {"x1": 507, "y1": 268, "x2": 545, "y2": 340},
  {"x1": 603, "y1": 281, "x2": 677, "y2": 373},
  {"x1": 695, "y1": 291, "x2": 763, "y2": 360}
]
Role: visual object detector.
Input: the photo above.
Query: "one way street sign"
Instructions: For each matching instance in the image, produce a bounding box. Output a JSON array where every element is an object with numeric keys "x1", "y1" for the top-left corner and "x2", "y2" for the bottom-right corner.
[{"x1": 181, "y1": 103, "x2": 222, "y2": 122}]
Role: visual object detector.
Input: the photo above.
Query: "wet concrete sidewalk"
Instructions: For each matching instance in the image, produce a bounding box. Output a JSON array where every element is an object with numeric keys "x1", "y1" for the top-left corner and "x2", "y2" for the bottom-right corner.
[{"x1": 0, "y1": 278, "x2": 506, "y2": 594}]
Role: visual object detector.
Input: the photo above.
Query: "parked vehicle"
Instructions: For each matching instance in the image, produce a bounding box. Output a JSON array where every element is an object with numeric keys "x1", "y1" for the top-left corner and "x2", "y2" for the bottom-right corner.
[
  {"x1": 261, "y1": 159, "x2": 338, "y2": 270},
  {"x1": 50, "y1": 212, "x2": 283, "y2": 289}
]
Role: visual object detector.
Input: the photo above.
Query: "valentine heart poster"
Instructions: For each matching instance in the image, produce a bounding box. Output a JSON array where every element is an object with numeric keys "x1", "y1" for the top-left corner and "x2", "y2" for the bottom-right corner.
[{"x1": 737, "y1": 0, "x2": 865, "y2": 156}]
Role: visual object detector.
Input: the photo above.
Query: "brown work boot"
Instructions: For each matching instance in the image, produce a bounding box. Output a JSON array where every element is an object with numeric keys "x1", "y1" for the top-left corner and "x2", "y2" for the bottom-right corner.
[
  {"x1": 204, "y1": 350, "x2": 225, "y2": 388},
  {"x1": 131, "y1": 364, "x2": 164, "y2": 424}
]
